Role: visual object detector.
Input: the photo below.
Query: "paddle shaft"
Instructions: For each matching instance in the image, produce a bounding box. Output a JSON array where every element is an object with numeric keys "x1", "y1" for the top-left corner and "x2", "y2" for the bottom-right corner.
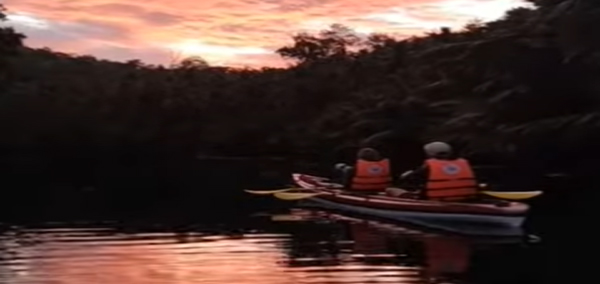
[{"x1": 246, "y1": 187, "x2": 540, "y2": 201}]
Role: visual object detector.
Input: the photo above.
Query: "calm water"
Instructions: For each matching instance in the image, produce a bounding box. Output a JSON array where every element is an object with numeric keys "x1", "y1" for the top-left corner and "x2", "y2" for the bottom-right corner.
[{"x1": 0, "y1": 209, "x2": 541, "y2": 284}]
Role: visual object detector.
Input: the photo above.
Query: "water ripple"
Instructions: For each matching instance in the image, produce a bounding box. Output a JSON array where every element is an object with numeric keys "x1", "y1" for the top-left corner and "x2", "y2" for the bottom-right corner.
[
  {"x1": 0, "y1": 225, "x2": 423, "y2": 284},
  {"x1": 0, "y1": 211, "x2": 527, "y2": 284}
]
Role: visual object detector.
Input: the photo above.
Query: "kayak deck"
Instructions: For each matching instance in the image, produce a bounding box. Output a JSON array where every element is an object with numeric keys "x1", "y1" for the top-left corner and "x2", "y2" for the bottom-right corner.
[
  {"x1": 292, "y1": 174, "x2": 528, "y2": 216},
  {"x1": 311, "y1": 188, "x2": 527, "y2": 215}
]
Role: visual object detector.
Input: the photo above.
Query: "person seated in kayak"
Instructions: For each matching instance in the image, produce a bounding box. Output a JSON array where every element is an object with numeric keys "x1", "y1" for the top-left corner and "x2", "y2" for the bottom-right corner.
[
  {"x1": 400, "y1": 141, "x2": 479, "y2": 202},
  {"x1": 333, "y1": 147, "x2": 392, "y2": 193}
]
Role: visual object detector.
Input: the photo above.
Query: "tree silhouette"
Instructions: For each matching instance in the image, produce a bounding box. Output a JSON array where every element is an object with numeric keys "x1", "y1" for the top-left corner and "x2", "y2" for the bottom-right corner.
[{"x1": 0, "y1": 1, "x2": 598, "y2": 199}]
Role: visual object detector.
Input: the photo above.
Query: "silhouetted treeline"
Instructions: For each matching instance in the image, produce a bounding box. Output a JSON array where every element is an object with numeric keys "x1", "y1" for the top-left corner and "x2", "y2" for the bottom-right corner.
[{"x1": 0, "y1": 1, "x2": 599, "y2": 216}]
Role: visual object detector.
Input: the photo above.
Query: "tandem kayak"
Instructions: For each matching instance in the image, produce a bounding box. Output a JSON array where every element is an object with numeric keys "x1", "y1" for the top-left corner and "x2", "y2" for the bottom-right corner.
[{"x1": 290, "y1": 173, "x2": 529, "y2": 236}]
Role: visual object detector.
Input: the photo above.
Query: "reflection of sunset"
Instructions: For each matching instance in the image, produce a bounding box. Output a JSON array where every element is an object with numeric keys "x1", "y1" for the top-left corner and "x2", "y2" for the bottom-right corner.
[
  {"x1": 0, "y1": 227, "x2": 425, "y2": 284},
  {"x1": 1, "y1": 230, "x2": 293, "y2": 283}
]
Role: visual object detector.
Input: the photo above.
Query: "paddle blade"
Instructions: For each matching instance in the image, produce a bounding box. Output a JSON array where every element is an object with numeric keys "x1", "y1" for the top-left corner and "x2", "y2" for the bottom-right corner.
[
  {"x1": 481, "y1": 191, "x2": 543, "y2": 200},
  {"x1": 271, "y1": 214, "x2": 306, "y2": 221},
  {"x1": 244, "y1": 188, "x2": 296, "y2": 195},
  {"x1": 273, "y1": 192, "x2": 324, "y2": 200}
]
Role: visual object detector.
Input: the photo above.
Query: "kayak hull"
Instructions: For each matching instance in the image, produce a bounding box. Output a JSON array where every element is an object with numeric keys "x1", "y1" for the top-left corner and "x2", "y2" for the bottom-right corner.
[
  {"x1": 299, "y1": 198, "x2": 524, "y2": 236},
  {"x1": 291, "y1": 173, "x2": 528, "y2": 236}
]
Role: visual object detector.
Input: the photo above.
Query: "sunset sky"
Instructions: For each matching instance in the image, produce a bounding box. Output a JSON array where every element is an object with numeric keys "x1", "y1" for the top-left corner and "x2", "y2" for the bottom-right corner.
[{"x1": 4, "y1": 0, "x2": 531, "y2": 68}]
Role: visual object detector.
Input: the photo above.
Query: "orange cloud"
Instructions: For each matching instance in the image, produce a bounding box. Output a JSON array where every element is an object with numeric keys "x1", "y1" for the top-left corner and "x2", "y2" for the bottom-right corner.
[{"x1": 3, "y1": 0, "x2": 531, "y2": 68}]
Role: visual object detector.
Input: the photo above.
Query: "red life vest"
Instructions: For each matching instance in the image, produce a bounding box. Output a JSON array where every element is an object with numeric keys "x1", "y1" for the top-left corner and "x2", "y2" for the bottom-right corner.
[
  {"x1": 350, "y1": 159, "x2": 392, "y2": 191},
  {"x1": 425, "y1": 158, "x2": 478, "y2": 201}
]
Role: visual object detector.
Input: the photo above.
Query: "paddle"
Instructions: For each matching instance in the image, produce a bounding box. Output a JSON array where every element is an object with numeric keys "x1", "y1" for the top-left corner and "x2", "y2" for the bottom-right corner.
[
  {"x1": 480, "y1": 191, "x2": 543, "y2": 200},
  {"x1": 246, "y1": 186, "x2": 542, "y2": 201},
  {"x1": 281, "y1": 188, "x2": 541, "y2": 201},
  {"x1": 273, "y1": 192, "x2": 325, "y2": 200},
  {"x1": 477, "y1": 183, "x2": 543, "y2": 200},
  {"x1": 269, "y1": 190, "x2": 542, "y2": 201},
  {"x1": 244, "y1": 188, "x2": 297, "y2": 195}
]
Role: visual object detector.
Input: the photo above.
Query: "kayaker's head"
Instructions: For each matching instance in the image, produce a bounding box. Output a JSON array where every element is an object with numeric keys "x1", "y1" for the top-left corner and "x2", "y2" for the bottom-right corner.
[
  {"x1": 357, "y1": 147, "x2": 382, "y2": 161},
  {"x1": 424, "y1": 141, "x2": 453, "y2": 159}
]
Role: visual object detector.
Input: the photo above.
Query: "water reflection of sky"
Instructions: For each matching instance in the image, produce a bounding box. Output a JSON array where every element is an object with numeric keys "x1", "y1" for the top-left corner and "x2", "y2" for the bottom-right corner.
[{"x1": 0, "y1": 212, "x2": 525, "y2": 284}]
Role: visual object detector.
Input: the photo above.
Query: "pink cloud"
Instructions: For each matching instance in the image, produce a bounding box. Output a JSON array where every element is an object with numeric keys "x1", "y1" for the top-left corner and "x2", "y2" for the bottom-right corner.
[{"x1": 2, "y1": 0, "x2": 530, "y2": 68}]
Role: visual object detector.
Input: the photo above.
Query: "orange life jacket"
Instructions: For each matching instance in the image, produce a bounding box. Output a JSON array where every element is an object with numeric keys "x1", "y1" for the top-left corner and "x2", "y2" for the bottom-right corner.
[
  {"x1": 425, "y1": 158, "x2": 478, "y2": 201},
  {"x1": 350, "y1": 159, "x2": 392, "y2": 191}
]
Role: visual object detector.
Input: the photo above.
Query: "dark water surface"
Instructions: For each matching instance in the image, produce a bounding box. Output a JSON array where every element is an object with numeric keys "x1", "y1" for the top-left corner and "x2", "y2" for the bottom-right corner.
[{"x1": 0, "y1": 209, "x2": 546, "y2": 284}]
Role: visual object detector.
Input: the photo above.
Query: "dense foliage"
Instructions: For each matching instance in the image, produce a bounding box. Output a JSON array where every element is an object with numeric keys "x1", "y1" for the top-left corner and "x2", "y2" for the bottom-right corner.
[{"x1": 1, "y1": 0, "x2": 599, "y2": 190}]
